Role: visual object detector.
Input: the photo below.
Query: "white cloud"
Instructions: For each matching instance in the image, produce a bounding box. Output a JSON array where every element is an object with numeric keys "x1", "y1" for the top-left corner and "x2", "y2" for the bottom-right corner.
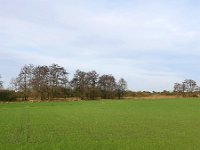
[{"x1": 1, "y1": 0, "x2": 200, "y2": 90}]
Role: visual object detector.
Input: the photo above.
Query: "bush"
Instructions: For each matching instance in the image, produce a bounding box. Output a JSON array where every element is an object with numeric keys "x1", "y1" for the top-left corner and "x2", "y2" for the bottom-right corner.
[{"x1": 0, "y1": 90, "x2": 17, "y2": 101}]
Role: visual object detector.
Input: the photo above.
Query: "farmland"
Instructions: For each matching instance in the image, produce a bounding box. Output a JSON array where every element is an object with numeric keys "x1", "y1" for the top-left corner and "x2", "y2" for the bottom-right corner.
[{"x1": 0, "y1": 98, "x2": 200, "y2": 150}]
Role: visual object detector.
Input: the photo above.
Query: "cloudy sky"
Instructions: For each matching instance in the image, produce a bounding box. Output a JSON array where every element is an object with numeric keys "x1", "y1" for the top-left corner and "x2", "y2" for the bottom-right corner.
[{"x1": 1, "y1": 0, "x2": 200, "y2": 91}]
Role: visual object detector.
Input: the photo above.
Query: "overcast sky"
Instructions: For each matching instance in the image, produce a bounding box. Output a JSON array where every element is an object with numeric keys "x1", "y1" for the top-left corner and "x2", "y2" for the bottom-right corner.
[{"x1": 1, "y1": 0, "x2": 200, "y2": 91}]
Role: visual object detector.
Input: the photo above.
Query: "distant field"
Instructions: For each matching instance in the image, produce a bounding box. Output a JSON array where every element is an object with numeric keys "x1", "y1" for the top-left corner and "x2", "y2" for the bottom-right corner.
[{"x1": 0, "y1": 99, "x2": 200, "y2": 150}]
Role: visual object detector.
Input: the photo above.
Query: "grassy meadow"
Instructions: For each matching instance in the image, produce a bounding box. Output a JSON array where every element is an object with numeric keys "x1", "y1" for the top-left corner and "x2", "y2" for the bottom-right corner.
[{"x1": 0, "y1": 98, "x2": 200, "y2": 150}]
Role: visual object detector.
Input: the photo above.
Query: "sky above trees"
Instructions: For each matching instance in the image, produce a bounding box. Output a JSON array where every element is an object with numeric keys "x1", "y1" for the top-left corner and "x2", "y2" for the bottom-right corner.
[{"x1": 1, "y1": 0, "x2": 200, "y2": 91}]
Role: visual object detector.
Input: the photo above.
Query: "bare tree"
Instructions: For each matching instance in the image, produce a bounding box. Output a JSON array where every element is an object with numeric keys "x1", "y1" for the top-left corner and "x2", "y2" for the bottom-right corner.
[
  {"x1": 98, "y1": 74, "x2": 116, "y2": 99},
  {"x1": 0, "y1": 75, "x2": 3, "y2": 89},
  {"x1": 49, "y1": 64, "x2": 68, "y2": 99},
  {"x1": 85, "y1": 71, "x2": 99, "y2": 99},
  {"x1": 174, "y1": 79, "x2": 199, "y2": 97},
  {"x1": 59, "y1": 68, "x2": 69, "y2": 99},
  {"x1": 15, "y1": 64, "x2": 34, "y2": 100},
  {"x1": 32, "y1": 65, "x2": 49, "y2": 100},
  {"x1": 10, "y1": 78, "x2": 18, "y2": 91},
  {"x1": 71, "y1": 70, "x2": 99, "y2": 100},
  {"x1": 117, "y1": 78, "x2": 128, "y2": 99},
  {"x1": 174, "y1": 83, "x2": 183, "y2": 92},
  {"x1": 183, "y1": 79, "x2": 197, "y2": 93},
  {"x1": 71, "y1": 70, "x2": 87, "y2": 99}
]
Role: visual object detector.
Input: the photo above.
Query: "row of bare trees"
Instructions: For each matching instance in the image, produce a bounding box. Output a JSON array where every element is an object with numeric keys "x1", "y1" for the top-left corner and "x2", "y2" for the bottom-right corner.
[
  {"x1": 174, "y1": 79, "x2": 200, "y2": 96},
  {"x1": 10, "y1": 64, "x2": 128, "y2": 100}
]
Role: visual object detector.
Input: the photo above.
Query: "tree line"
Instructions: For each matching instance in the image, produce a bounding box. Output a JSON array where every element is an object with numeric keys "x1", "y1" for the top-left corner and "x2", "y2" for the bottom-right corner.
[
  {"x1": 174, "y1": 79, "x2": 200, "y2": 97},
  {"x1": 1, "y1": 64, "x2": 127, "y2": 101},
  {"x1": 1, "y1": 67, "x2": 200, "y2": 101}
]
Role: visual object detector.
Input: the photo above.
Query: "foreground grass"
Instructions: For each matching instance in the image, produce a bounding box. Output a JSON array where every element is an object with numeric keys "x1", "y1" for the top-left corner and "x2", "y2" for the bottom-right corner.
[{"x1": 0, "y1": 99, "x2": 200, "y2": 150}]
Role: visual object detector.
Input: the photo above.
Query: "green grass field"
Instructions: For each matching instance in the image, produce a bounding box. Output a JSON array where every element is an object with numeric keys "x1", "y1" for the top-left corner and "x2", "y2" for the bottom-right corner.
[{"x1": 0, "y1": 99, "x2": 200, "y2": 150}]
